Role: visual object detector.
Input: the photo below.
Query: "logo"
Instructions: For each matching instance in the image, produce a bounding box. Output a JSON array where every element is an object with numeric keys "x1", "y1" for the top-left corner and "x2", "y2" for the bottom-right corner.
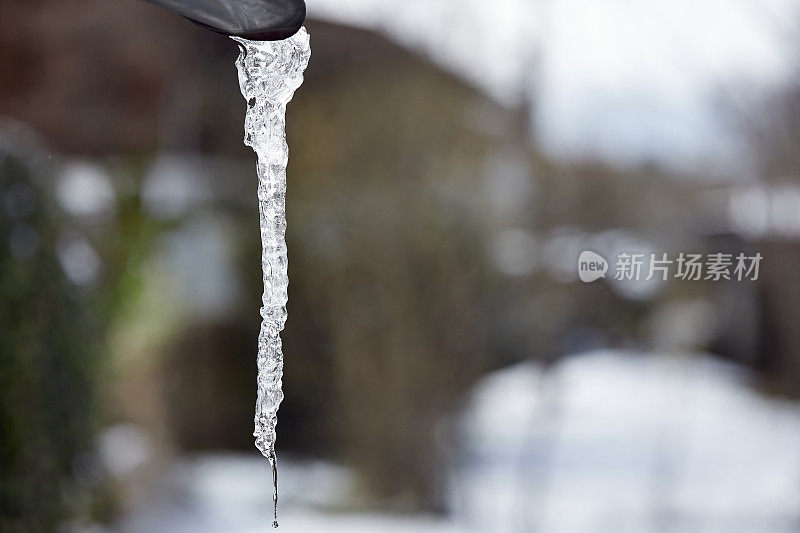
[{"x1": 578, "y1": 250, "x2": 608, "y2": 282}]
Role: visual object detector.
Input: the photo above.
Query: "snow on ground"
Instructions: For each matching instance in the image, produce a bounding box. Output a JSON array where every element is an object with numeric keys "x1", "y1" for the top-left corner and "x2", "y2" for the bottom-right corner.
[
  {"x1": 118, "y1": 454, "x2": 461, "y2": 533},
  {"x1": 456, "y1": 351, "x2": 800, "y2": 533},
  {"x1": 119, "y1": 350, "x2": 800, "y2": 532}
]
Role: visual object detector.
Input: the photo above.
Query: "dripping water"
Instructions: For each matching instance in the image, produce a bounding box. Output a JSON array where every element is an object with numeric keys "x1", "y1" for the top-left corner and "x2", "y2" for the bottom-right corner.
[{"x1": 270, "y1": 450, "x2": 279, "y2": 528}]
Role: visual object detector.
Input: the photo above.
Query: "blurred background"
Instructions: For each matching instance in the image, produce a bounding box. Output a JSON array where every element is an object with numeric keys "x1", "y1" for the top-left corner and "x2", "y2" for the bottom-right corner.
[{"x1": 3, "y1": 0, "x2": 800, "y2": 531}]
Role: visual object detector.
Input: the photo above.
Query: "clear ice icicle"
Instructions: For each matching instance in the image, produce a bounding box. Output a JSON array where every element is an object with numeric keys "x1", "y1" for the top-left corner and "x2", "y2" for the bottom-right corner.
[{"x1": 233, "y1": 27, "x2": 310, "y2": 527}]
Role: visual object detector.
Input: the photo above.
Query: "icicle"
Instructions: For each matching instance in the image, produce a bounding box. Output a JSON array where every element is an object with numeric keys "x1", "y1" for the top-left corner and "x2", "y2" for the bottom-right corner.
[{"x1": 233, "y1": 27, "x2": 310, "y2": 527}]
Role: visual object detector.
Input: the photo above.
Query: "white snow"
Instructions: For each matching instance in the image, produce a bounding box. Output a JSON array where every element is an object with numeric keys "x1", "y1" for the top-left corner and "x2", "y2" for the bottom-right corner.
[
  {"x1": 119, "y1": 350, "x2": 800, "y2": 532},
  {"x1": 456, "y1": 351, "x2": 800, "y2": 532}
]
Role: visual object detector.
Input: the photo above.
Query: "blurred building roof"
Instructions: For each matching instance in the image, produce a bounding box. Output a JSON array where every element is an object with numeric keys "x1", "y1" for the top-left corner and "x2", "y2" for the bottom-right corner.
[{"x1": 0, "y1": 1, "x2": 511, "y2": 155}]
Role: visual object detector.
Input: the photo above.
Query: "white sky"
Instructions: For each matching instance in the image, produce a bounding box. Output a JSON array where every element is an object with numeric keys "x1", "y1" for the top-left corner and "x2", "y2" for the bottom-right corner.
[{"x1": 307, "y1": 0, "x2": 800, "y2": 175}]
